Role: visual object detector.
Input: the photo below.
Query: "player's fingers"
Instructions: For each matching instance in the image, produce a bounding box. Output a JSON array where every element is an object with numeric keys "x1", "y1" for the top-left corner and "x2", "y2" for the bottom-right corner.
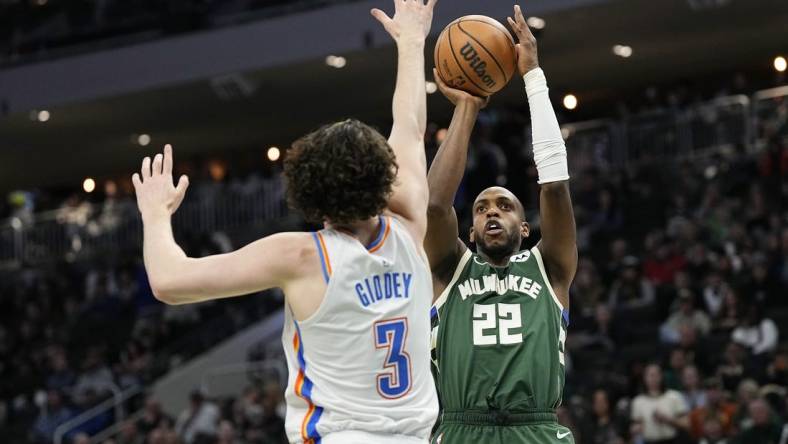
[
  {"x1": 163, "y1": 144, "x2": 173, "y2": 175},
  {"x1": 426, "y1": 0, "x2": 438, "y2": 9},
  {"x1": 141, "y1": 157, "x2": 152, "y2": 179},
  {"x1": 132, "y1": 173, "x2": 142, "y2": 189},
  {"x1": 371, "y1": 8, "x2": 392, "y2": 26},
  {"x1": 507, "y1": 17, "x2": 518, "y2": 33},
  {"x1": 152, "y1": 153, "x2": 163, "y2": 176},
  {"x1": 175, "y1": 174, "x2": 189, "y2": 193},
  {"x1": 172, "y1": 175, "x2": 189, "y2": 210},
  {"x1": 514, "y1": 4, "x2": 526, "y2": 24},
  {"x1": 432, "y1": 68, "x2": 449, "y2": 91}
]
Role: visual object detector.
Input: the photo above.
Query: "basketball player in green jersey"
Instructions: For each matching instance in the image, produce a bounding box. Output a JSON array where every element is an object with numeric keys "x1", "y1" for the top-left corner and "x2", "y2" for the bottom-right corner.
[{"x1": 426, "y1": 5, "x2": 577, "y2": 443}]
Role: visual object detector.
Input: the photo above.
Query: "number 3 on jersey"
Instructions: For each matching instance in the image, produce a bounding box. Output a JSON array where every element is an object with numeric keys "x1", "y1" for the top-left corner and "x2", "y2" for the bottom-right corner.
[{"x1": 374, "y1": 318, "x2": 412, "y2": 399}]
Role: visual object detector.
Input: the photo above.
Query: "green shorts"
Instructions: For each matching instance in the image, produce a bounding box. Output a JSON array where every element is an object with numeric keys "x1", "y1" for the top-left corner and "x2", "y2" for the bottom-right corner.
[{"x1": 430, "y1": 411, "x2": 575, "y2": 444}]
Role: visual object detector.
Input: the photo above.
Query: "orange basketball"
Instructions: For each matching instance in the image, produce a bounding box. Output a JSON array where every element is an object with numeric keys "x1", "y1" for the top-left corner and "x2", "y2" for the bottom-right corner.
[{"x1": 434, "y1": 15, "x2": 517, "y2": 97}]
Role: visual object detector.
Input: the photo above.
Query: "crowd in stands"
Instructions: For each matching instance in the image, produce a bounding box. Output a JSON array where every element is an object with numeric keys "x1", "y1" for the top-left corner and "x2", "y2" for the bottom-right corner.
[{"x1": 0, "y1": 257, "x2": 284, "y2": 443}]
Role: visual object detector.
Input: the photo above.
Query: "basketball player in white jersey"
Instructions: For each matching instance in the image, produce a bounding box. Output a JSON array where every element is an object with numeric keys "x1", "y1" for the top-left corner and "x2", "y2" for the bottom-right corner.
[{"x1": 131, "y1": 1, "x2": 439, "y2": 443}]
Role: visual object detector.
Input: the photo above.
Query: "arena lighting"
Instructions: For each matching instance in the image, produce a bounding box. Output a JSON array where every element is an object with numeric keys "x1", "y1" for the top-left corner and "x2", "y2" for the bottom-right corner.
[
  {"x1": 83, "y1": 178, "x2": 96, "y2": 193},
  {"x1": 775, "y1": 56, "x2": 787, "y2": 73},
  {"x1": 613, "y1": 45, "x2": 633, "y2": 58},
  {"x1": 267, "y1": 147, "x2": 281, "y2": 161},
  {"x1": 563, "y1": 94, "x2": 578, "y2": 110},
  {"x1": 37, "y1": 110, "x2": 50, "y2": 122},
  {"x1": 137, "y1": 134, "x2": 151, "y2": 146},
  {"x1": 426, "y1": 81, "x2": 438, "y2": 94},
  {"x1": 526, "y1": 17, "x2": 546, "y2": 30},
  {"x1": 325, "y1": 55, "x2": 347, "y2": 69}
]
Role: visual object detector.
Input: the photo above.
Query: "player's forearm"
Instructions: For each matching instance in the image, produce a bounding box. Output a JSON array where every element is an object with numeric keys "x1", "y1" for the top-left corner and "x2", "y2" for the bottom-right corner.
[
  {"x1": 141, "y1": 212, "x2": 190, "y2": 304},
  {"x1": 428, "y1": 101, "x2": 479, "y2": 210},
  {"x1": 524, "y1": 68, "x2": 568, "y2": 184},
  {"x1": 391, "y1": 40, "x2": 427, "y2": 145},
  {"x1": 527, "y1": 68, "x2": 577, "y2": 292}
]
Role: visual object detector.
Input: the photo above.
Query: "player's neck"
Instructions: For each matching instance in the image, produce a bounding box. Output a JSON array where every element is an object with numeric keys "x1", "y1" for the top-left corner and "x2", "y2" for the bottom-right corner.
[
  {"x1": 477, "y1": 251, "x2": 511, "y2": 267},
  {"x1": 326, "y1": 216, "x2": 382, "y2": 246}
]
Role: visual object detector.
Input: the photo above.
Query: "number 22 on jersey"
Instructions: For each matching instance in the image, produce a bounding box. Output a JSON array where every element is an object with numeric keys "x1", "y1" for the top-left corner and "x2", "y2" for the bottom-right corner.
[{"x1": 374, "y1": 318, "x2": 412, "y2": 399}]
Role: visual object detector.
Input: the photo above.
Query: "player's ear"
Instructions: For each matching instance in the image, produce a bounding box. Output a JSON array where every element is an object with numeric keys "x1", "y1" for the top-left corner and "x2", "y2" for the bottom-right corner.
[
  {"x1": 520, "y1": 221, "x2": 530, "y2": 239},
  {"x1": 469, "y1": 226, "x2": 475, "y2": 243}
]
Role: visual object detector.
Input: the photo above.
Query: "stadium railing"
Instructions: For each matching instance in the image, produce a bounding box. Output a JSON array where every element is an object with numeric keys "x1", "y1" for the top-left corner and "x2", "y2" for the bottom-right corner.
[
  {"x1": 53, "y1": 383, "x2": 142, "y2": 444},
  {"x1": 0, "y1": 177, "x2": 287, "y2": 268},
  {"x1": 752, "y1": 85, "x2": 788, "y2": 144}
]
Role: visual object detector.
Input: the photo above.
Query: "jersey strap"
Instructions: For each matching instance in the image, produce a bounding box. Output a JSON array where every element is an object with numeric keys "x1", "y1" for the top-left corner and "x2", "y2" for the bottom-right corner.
[
  {"x1": 529, "y1": 246, "x2": 569, "y2": 325},
  {"x1": 367, "y1": 215, "x2": 392, "y2": 253},
  {"x1": 432, "y1": 248, "x2": 473, "y2": 316},
  {"x1": 311, "y1": 232, "x2": 332, "y2": 283}
]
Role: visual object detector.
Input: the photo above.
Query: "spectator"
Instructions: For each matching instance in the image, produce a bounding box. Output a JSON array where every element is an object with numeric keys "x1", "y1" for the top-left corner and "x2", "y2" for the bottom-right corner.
[
  {"x1": 713, "y1": 284, "x2": 740, "y2": 331},
  {"x1": 689, "y1": 378, "x2": 739, "y2": 439},
  {"x1": 664, "y1": 348, "x2": 688, "y2": 391},
  {"x1": 116, "y1": 419, "x2": 144, "y2": 444},
  {"x1": 46, "y1": 347, "x2": 76, "y2": 393},
  {"x1": 73, "y1": 432, "x2": 91, "y2": 444},
  {"x1": 216, "y1": 419, "x2": 240, "y2": 444},
  {"x1": 731, "y1": 306, "x2": 779, "y2": 356},
  {"x1": 717, "y1": 342, "x2": 747, "y2": 392},
  {"x1": 581, "y1": 389, "x2": 625, "y2": 444},
  {"x1": 765, "y1": 348, "x2": 788, "y2": 387},
  {"x1": 703, "y1": 272, "x2": 725, "y2": 317},
  {"x1": 31, "y1": 389, "x2": 75, "y2": 444},
  {"x1": 608, "y1": 256, "x2": 656, "y2": 310},
  {"x1": 699, "y1": 418, "x2": 729, "y2": 444},
  {"x1": 72, "y1": 348, "x2": 114, "y2": 404},
  {"x1": 631, "y1": 364, "x2": 690, "y2": 444},
  {"x1": 174, "y1": 390, "x2": 219, "y2": 444},
  {"x1": 681, "y1": 365, "x2": 707, "y2": 410},
  {"x1": 733, "y1": 399, "x2": 782, "y2": 443},
  {"x1": 137, "y1": 396, "x2": 172, "y2": 437},
  {"x1": 660, "y1": 289, "x2": 712, "y2": 344}
]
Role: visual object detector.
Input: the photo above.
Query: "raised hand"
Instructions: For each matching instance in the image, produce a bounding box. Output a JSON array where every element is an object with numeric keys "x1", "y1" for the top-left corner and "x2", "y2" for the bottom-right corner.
[
  {"x1": 433, "y1": 68, "x2": 488, "y2": 110},
  {"x1": 371, "y1": 0, "x2": 438, "y2": 45},
  {"x1": 132, "y1": 144, "x2": 189, "y2": 219},
  {"x1": 507, "y1": 4, "x2": 540, "y2": 76}
]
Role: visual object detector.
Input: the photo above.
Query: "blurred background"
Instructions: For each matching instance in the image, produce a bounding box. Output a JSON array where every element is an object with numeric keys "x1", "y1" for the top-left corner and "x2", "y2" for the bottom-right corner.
[{"x1": 0, "y1": 0, "x2": 786, "y2": 443}]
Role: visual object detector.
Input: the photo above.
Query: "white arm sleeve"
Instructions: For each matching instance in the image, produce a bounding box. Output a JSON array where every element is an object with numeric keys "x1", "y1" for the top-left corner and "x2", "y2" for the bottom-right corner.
[{"x1": 524, "y1": 68, "x2": 570, "y2": 184}]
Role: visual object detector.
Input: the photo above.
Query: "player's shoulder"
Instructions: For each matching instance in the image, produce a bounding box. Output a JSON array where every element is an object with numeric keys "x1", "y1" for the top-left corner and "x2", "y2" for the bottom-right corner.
[{"x1": 265, "y1": 231, "x2": 322, "y2": 271}]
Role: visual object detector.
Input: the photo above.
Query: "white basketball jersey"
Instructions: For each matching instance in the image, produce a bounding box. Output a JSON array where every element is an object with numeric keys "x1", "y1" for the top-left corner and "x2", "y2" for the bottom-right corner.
[{"x1": 282, "y1": 215, "x2": 439, "y2": 444}]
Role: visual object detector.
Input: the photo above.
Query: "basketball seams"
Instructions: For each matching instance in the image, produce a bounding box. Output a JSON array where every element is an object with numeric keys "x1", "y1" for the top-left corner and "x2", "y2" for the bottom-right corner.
[
  {"x1": 456, "y1": 21, "x2": 511, "y2": 84},
  {"x1": 446, "y1": 25, "x2": 493, "y2": 95},
  {"x1": 458, "y1": 18, "x2": 515, "y2": 45}
]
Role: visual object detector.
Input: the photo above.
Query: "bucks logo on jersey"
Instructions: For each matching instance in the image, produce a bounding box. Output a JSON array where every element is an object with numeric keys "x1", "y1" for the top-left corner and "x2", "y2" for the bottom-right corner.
[{"x1": 430, "y1": 246, "x2": 568, "y2": 413}]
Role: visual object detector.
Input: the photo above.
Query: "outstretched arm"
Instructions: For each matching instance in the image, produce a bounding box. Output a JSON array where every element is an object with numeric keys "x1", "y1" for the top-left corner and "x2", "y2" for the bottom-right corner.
[
  {"x1": 133, "y1": 145, "x2": 312, "y2": 305},
  {"x1": 425, "y1": 72, "x2": 486, "y2": 284},
  {"x1": 371, "y1": 0, "x2": 437, "y2": 243},
  {"x1": 509, "y1": 5, "x2": 577, "y2": 306}
]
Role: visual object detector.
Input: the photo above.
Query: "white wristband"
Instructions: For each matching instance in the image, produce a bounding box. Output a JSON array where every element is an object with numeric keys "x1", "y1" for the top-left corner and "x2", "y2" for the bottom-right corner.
[{"x1": 523, "y1": 68, "x2": 569, "y2": 184}]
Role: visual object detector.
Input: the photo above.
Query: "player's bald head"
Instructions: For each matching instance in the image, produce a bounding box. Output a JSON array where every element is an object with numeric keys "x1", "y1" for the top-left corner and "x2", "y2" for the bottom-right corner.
[{"x1": 474, "y1": 186, "x2": 526, "y2": 220}]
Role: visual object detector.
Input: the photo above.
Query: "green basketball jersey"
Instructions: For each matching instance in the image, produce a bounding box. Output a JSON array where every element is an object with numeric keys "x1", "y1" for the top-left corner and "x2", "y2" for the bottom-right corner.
[{"x1": 430, "y1": 246, "x2": 568, "y2": 414}]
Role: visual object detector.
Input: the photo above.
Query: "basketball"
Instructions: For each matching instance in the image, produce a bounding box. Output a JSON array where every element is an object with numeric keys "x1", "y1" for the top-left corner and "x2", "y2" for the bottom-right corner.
[{"x1": 434, "y1": 15, "x2": 517, "y2": 97}]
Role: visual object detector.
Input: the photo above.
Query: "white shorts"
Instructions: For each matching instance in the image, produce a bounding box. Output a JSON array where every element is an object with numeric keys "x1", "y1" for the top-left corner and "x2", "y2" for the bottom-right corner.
[{"x1": 319, "y1": 430, "x2": 428, "y2": 444}]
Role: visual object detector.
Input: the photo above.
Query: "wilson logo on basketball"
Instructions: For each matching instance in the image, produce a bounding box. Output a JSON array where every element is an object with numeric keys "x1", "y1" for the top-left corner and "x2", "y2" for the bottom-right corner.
[{"x1": 459, "y1": 43, "x2": 496, "y2": 89}]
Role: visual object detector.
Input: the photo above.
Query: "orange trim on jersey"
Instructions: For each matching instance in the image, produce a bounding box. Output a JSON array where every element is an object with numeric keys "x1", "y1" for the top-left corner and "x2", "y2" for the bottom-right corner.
[
  {"x1": 292, "y1": 332, "x2": 320, "y2": 444},
  {"x1": 316, "y1": 232, "x2": 332, "y2": 276},
  {"x1": 367, "y1": 217, "x2": 391, "y2": 253}
]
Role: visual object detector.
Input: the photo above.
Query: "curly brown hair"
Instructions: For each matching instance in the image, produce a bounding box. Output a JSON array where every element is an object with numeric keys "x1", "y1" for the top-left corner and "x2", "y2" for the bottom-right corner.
[{"x1": 283, "y1": 119, "x2": 398, "y2": 225}]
